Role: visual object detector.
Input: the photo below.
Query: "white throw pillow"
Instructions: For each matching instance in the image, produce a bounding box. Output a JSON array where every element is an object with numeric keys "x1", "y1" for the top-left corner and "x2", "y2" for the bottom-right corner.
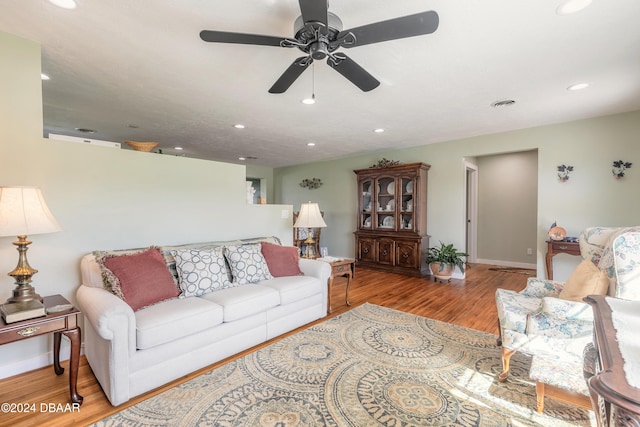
[
  {"x1": 171, "y1": 247, "x2": 233, "y2": 297},
  {"x1": 225, "y1": 244, "x2": 273, "y2": 285}
]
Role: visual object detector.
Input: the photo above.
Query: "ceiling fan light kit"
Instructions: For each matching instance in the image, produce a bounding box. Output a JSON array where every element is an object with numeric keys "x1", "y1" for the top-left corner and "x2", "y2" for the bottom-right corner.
[{"x1": 200, "y1": 0, "x2": 439, "y2": 94}]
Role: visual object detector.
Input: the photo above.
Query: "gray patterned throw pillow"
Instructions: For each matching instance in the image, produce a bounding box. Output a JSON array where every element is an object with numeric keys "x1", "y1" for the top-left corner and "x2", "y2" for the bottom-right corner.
[
  {"x1": 170, "y1": 247, "x2": 233, "y2": 297},
  {"x1": 224, "y1": 244, "x2": 273, "y2": 285}
]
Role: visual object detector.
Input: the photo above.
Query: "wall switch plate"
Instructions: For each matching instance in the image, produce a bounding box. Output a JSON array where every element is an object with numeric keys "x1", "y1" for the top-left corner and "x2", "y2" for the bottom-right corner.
[
  {"x1": 527, "y1": 248, "x2": 533, "y2": 255},
  {"x1": 281, "y1": 209, "x2": 289, "y2": 219}
]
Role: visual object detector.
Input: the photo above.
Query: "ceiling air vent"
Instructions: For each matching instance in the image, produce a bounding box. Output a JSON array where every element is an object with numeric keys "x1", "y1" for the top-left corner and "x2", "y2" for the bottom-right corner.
[{"x1": 491, "y1": 99, "x2": 516, "y2": 107}]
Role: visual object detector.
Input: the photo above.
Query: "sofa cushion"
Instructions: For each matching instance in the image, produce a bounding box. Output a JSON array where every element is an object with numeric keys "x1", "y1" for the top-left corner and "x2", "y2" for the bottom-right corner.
[
  {"x1": 559, "y1": 259, "x2": 608, "y2": 302},
  {"x1": 96, "y1": 247, "x2": 180, "y2": 311},
  {"x1": 135, "y1": 297, "x2": 224, "y2": 350},
  {"x1": 259, "y1": 275, "x2": 321, "y2": 305},
  {"x1": 201, "y1": 284, "x2": 279, "y2": 322},
  {"x1": 225, "y1": 244, "x2": 273, "y2": 285},
  {"x1": 171, "y1": 246, "x2": 234, "y2": 297},
  {"x1": 261, "y1": 242, "x2": 303, "y2": 277}
]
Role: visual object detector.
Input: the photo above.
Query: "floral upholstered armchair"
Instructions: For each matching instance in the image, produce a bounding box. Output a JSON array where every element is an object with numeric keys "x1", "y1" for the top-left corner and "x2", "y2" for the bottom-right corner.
[{"x1": 495, "y1": 226, "x2": 640, "y2": 382}]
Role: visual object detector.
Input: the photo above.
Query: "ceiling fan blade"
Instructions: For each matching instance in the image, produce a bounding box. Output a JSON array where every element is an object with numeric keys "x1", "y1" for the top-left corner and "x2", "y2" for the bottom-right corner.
[
  {"x1": 269, "y1": 57, "x2": 313, "y2": 94},
  {"x1": 298, "y1": 0, "x2": 328, "y2": 26},
  {"x1": 200, "y1": 30, "x2": 286, "y2": 47},
  {"x1": 327, "y1": 55, "x2": 380, "y2": 92},
  {"x1": 338, "y1": 10, "x2": 439, "y2": 48}
]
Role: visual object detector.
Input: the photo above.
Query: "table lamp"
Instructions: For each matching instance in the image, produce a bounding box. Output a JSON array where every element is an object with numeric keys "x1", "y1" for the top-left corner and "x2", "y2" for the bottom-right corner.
[
  {"x1": 0, "y1": 187, "x2": 61, "y2": 323},
  {"x1": 293, "y1": 202, "x2": 326, "y2": 259}
]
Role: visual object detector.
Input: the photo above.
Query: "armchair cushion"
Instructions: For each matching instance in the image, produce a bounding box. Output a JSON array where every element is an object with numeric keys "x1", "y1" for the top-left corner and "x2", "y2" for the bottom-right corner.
[
  {"x1": 539, "y1": 297, "x2": 594, "y2": 321},
  {"x1": 527, "y1": 311, "x2": 593, "y2": 339},
  {"x1": 559, "y1": 258, "x2": 608, "y2": 302}
]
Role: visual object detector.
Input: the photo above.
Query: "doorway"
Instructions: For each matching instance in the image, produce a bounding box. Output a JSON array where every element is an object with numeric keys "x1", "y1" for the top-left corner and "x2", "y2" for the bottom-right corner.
[{"x1": 464, "y1": 161, "x2": 478, "y2": 263}]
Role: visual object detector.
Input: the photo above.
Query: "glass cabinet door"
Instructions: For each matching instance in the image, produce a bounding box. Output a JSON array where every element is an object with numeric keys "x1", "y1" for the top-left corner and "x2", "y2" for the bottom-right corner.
[
  {"x1": 400, "y1": 177, "x2": 415, "y2": 231},
  {"x1": 359, "y1": 178, "x2": 373, "y2": 229},
  {"x1": 375, "y1": 176, "x2": 396, "y2": 230}
]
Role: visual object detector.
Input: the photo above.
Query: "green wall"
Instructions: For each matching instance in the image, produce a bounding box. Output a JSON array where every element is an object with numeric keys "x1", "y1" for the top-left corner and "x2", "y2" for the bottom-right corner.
[{"x1": 275, "y1": 111, "x2": 640, "y2": 280}]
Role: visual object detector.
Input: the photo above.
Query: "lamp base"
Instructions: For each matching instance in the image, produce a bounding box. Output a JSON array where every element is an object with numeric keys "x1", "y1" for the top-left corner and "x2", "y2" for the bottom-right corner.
[
  {"x1": 303, "y1": 233, "x2": 317, "y2": 259},
  {"x1": 5, "y1": 284, "x2": 43, "y2": 305},
  {"x1": 1, "y1": 299, "x2": 46, "y2": 324}
]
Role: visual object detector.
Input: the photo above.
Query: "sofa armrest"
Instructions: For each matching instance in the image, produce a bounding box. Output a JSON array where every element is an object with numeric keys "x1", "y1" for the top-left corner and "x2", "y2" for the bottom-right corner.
[
  {"x1": 76, "y1": 284, "x2": 136, "y2": 355},
  {"x1": 521, "y1": 277, "x2": 564, "y2": 298},
  {"x1": 298, "y1": 259, "x2": 332, "y2": 313},
  {"x1": 298, "y1": 258, "x2": 332, "y2": 283}
]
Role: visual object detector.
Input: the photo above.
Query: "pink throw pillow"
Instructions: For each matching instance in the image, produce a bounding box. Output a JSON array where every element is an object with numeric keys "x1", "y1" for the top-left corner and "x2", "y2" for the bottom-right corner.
[
  {"x1": 102, "y1": 247, "x2": 179, "y2": 311},
  {"x1": 261, "y1": 242, "x2": 303, "y2": 277}
]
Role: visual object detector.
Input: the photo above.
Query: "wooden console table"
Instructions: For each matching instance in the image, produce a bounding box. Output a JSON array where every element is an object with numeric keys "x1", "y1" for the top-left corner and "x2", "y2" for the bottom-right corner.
[
  {"x1": 546, "y1": 240, "x2": 580, "y2": 280},
  {"x1": 0, "y1": 295, "x2": 83, "y2": 405},
  {"x1": 584, "y1": 295, "x2": 640, "y2": 426}
]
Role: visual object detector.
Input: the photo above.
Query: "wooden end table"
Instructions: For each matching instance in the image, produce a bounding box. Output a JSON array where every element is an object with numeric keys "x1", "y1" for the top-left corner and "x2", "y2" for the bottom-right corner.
[
  {"x1": 321, "y1": 258, "x2": 355, "y2": 313},
  {"x1": 545, "y1": 240, "x2": 580, "y2": 280},
  {"x1": 0, "y1": 294, "x2": 83, "y2": 405}
]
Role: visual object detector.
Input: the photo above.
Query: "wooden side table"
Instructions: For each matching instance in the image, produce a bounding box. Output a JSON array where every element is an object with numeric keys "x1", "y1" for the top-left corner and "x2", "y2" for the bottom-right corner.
[
  {"x1": 321, "y1": 258, "x2": 355, "y2": 313},
  {"x1": 0, "y1": 294, "x2": 83, "y2": 405},
  {"x1": 545, "y1": 240, "x2": 580, "y2": 280}
]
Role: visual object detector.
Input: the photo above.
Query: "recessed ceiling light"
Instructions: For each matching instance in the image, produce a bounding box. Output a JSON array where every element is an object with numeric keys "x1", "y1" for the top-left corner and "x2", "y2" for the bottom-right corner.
[
  {"x1": 233, "y1": 124, "x2": 245, "y2": 129},
  {"x1": 238, "y1": 157, "x2": 246, "y2": 161},
  {"x1": 373, "y1": 128, "x2": 385, "y2": 133},
  {"x1": 48, "y1": 0, "x2": 77, "y2": 10},
  {"x1": 307, "y1": 142, "x2": 316, "y2": 147},
  {"x1": 301, "y1": 96, "x2": 316, "y2": 105},
  {"x1": 41, "y1": 73, "x2": 50, "y2": 80},
  {"x1": 556, "y1": 0, "x2": 592, "y2": 15},
  {"x1": 567, "y1": 82, "x2": 589, "y2": 91},
  {"x1": 491, "y1": 99, "x2": 516, "y2": 107},
  {"x1": 75, "y1": 127, "x2": 96, "y2": 133},
  {"x1": 174, "y1": 146, "x2": 183, "y2": 150}
]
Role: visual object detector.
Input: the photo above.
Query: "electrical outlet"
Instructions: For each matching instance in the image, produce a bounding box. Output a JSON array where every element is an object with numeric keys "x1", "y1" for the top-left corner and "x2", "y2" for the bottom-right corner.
[{"x1": 527, "y1": 248, "x2": 533, "y2": 255}]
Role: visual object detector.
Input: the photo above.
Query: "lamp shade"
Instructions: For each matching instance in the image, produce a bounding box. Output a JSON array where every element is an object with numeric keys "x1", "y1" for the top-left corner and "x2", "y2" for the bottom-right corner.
[
  {"x1": 293, "y1": 202, "x2": 326, "y2": 228},
  {"x1": 0, "y1": 187, "x2": 62, "y2": 237}
]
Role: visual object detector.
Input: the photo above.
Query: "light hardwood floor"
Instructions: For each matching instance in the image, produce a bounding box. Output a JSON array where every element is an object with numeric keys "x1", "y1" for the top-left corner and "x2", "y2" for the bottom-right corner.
[{"x1": 0, "y1": 264, "x2": 530, "y2": 427}]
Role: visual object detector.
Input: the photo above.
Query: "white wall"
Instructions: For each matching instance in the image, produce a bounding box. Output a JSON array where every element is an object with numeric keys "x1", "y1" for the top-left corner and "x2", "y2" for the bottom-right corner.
[{"x1": 0, "y1": 32, "x2": 293, "y2": 377}]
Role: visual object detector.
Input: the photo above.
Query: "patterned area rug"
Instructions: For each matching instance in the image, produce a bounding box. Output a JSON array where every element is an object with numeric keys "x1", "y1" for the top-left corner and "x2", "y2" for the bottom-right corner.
[{"x1": 93, "y1": 304, "x2": 594, "y2": 426}]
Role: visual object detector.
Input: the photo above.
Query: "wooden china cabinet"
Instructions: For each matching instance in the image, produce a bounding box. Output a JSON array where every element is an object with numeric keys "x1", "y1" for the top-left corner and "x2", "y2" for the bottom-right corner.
[{"x1": 354, "y1": 162, "x2": 430, "y2": 276}]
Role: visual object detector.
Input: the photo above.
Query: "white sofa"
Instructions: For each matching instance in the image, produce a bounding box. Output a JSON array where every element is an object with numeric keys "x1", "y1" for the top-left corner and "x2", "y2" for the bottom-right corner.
[{"x1": 76, "y1": 237, "x2": 331, "y2": 406}]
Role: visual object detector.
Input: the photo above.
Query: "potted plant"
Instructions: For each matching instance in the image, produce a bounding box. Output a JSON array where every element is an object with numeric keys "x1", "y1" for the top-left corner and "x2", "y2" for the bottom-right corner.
[{"x1": 426, "y1": 241, "x2": 469, "y2": 282}]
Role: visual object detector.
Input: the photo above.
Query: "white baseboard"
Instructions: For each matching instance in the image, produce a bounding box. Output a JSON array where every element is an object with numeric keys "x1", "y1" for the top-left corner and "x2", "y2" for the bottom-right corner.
[
  {"x1": 0, "y1": 344, "x2": 84, "y2": 380},
  {"x1": 475, "y1": 258, "x2": 536, "y2": 270}
]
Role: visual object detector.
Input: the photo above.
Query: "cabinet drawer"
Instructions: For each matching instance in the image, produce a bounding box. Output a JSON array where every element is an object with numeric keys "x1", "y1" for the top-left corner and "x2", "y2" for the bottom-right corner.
[
  {"x1": 332, "y1": 264, "x2": 348, "y2": 274},
  {"x1": 0, "y1": 317, "x2": 67, "y2": 344},
  {"x1": 550, "y1": 241, "x2": 580, "y2": 255}
]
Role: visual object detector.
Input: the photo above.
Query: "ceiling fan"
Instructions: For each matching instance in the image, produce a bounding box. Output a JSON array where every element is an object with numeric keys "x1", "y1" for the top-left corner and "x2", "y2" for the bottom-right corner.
[{"x1": 200, "y1": 0, "x2": 439, "y2": 94}]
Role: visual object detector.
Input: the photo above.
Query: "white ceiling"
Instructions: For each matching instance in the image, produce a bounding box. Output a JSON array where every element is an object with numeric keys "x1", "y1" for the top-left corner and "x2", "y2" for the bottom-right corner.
[{"x1": 2, "y1": 0, "x2": 639, "y2": 167}]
